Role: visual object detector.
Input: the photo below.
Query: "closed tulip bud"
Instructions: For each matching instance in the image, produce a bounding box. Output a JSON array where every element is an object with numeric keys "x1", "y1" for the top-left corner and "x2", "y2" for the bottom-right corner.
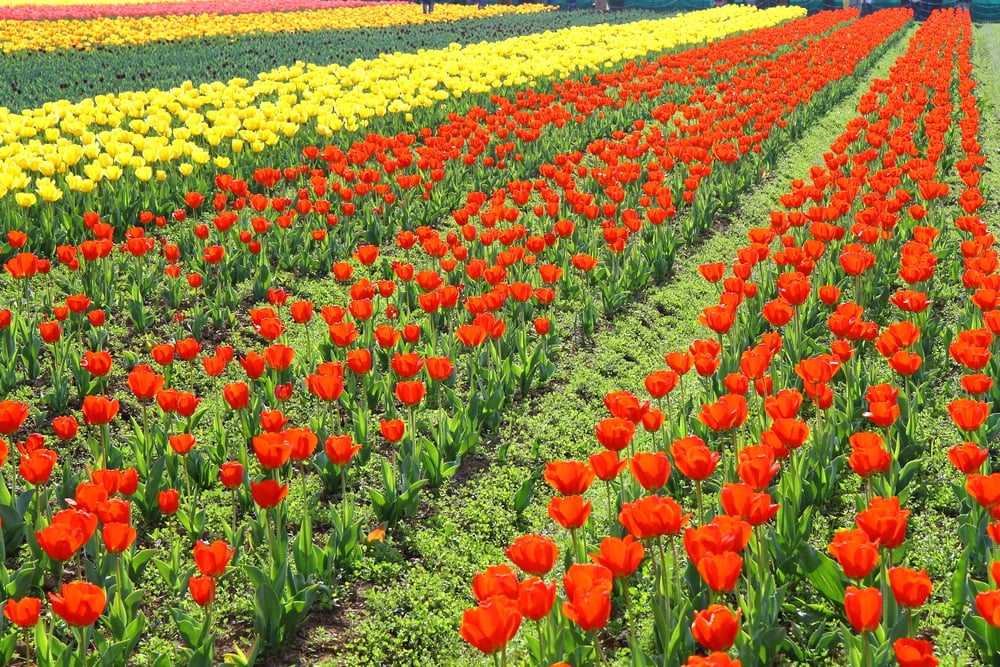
[
  {"x1": 844, "y1": 585, "x2": 882, "y2": 632},
  {"x1": 188, "y1": 576, "x2": 217, "y2": 607},
  {"x1": 219, "y1": 462, "x2": 244, "y2": 489},
  {"x1": 158, "y1": 489, "x2": 180, "y2": 514}
]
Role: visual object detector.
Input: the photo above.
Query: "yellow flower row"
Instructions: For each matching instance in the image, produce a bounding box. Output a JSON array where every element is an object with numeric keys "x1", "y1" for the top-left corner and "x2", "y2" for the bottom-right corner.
[
  {"x1": 1, "y1": 4, "x2": 553, "y2": 53},
  {"x1": 0, "y1": 6, "x2": 806, "y2": 206}
]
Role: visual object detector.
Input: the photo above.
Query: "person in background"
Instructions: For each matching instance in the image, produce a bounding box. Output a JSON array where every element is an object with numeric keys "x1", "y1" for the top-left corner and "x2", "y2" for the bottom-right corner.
[
  {"x1": 422, "y1": 0, "x2": 434, "y2": 12},
  {"x1": 478, "y1": 0, "x2": 487, "y2": 8},
  {"x1": 957, "y1": 0, "x2": 970, "y2": 10},
  {"x1": 860, "y1": 0, "x2": 873, "y2": 13}
]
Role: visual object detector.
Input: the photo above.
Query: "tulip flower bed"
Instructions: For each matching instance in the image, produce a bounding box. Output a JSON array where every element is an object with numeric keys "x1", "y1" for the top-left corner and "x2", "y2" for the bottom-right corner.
[
  {"x1": 0, "y1": 3, "x2": 553, "y2": 54},
  {"x1": 0, "y1": 9, "x2": 662, "y2": 113},
  {"x1": 0, "y1": 5, "x2": 786, "y2": 214},
  {"x1": 464, "y1": 8, "x2": 1000, "y2": 667},
  {"x1": 0, "y1": 6, "x2": 998, "y2": 667},
  {"x1": 0, "y1": 0, "x2": 401, "y2": 21}
]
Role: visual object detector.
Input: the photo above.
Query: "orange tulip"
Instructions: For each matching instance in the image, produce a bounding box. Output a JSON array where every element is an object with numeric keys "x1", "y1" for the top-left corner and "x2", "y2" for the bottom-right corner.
[
  {"x1": 590, "y1": 535, "x2": 644, "y2": 579},
  {"x1": 547, "y1": 495, "x2": 591, "y2": 530},
  {"x1": 696, "y1": 551, "x2": 743, "y2": 593},
  {"x1": 692, "y1": 604, "x2": 741, "y2": 651},
  {"x1": 189, "y1": 576, "x2": 217, "y2": 607},
  {"x1": 3, "y1": 597, "x2": 41, "y2": 627},
  {"x1": 888, "y1": 567, "x2": 932, "y2": 609},
  {"x1": 505, "y1": 534, "x2": 558, "y2": 577},
  {"x1": 194, "y1": 540, "x2": 235, "y2": 578},
  {"x1": 49, "y1": 581, "x2": 106, "y2": 627},
  {"x1": 844, "y1": 585, "x2": 882, "y2": 632},
  {"x1": 459, "y1": 596, "x2": 522, "y2": 655},
  {"x1": 618, "y1": 495, "x2": 690, "y2": 539},
  {"x1": 629, "y1": 452, "x2": 671, "y2": 491}
]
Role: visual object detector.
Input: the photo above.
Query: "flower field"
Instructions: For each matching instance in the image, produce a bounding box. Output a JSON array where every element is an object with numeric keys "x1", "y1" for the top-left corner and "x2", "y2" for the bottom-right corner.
[{"x1": 0, "y1": 3, "x2": 999, "y2": 666}]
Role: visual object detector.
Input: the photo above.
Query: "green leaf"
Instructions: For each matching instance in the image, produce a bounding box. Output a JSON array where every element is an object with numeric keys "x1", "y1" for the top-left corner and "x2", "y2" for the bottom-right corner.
[
  {"x1": 514, "y1": 476, "x2": 535, "y2": 514},
  {"x1": 798, "y1": 543, "x2": 844, "y2": 605}
]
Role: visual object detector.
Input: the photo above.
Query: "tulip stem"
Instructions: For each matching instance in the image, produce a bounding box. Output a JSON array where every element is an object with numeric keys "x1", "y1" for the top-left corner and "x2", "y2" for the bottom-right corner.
[
  {"x1": 535, "y1": 620, "x2": 545, "y2": 664},
  {"x1": 604, "y1": 482, "x2": 615, "y2": 532},
  {"x1": 656, "y1": 536, "x2": 672, "y2": 630},
  {"x1": 22, "y1": 627, "x2": 32, "y2": 665},
  {"x1": 592, "y1": 633, "x2": 607, "y2": 667},
  {"x1": 695, "y1": 480, "x2": 705, "y2": 527},
  {"x1": 570, "y1": 528, "x2": 585, "y2": 565},
  {"x1": 862, "y1": 630, "x2": 872, "y2": 667},
  {"x1": 620, "y1": 580, "x2": 639, "y2": 660},
  {"x1": 341, "y1": 468, "x2": 350, "y2": 525},
  {"x1": 230, "y1": 490, "x2": 238, "y2": 543},
  {"x1": 906, "y1": 607, "x2": 913, "y2": 638},
  {"x1": 670, "y1": 536, "x2": 682, "y2": 614},
  {"x1": 116, "y1": 553, "x2": 127, "y2": 607},
  {"x1": 33, "y1": 484, "x2": 42, "y2": 528},
  {"x1": 76, "y1": 625, "x2": 89, "y2": 667}
]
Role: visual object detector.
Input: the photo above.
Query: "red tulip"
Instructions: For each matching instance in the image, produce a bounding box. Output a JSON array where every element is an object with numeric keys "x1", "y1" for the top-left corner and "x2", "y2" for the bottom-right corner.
[
  {"x1": 472, "y1": 564, "x2": 519, "y2": 603},
  {"x1": 543, "y1": 461, "x2": 595, "y2": 496},
  {"x1": 594, "y1": 417, "x2": 636, "y2": 451},
  {"x1": 219, "y1": 462, "x2": 244, "y2": 489},
  {"x1": 589, "y1": 535, "x2": 644, "y2": 579},
  {"x1": 459, "y1": 596, "x2": 522, "y2": 655},
  {"x1": 844, "y1": 585, "x2": 882, "y2": 632},
  {"x1": 828, "y1": 529, "x2": 879, "y2": 580},
  {"x1": 562, "y1": 586, "x2": 611, "y2": 632},
  {"x1": 0, "y1": 401, "x2": 29, "y2": 435},
  {"x1": 251, "y1": 479, "x2": 288, "y2": 509},
  {"x1": 692, "y1": 604, "x2": 741, "y2": 651},
  {"x1": 101, "y1": 523, "x2": 136, "y2": 554},
  {"x1": 3, "y1": 597, "x2": 41, "y2": 627},
  {"x1": 325, "y1": 435, "x2": 361, "y2": 467},
  {"x1": 618, "y1": 495, "x2": 690, "y2": 539},
  {"x1": 189, "y1": 576, "x2": 217, "y2": 607},
  {"x1": 49, "y1": 581, "x2": 106, "y2": 627},
  {"x1": 888, "y1": 567, "x2": 932, "y2": 609},
  {"x1": 395, "y1": 381, "x2": 426, "y2": 406},
  {"x1": 696, "y1": 551, "x2": 743, "y2": 593},
  {"x1": 698, "y1": 394, "x2": 748, "y2": 432},
  {"x1": 517, "y1": 577, "x2": 556, "y2": 621},
  {"x1": 629, "y1": 451, "x2": 671, "y2": 491},
  {"x1": 547, "y1": 495, "x2": 591, "y2": 530},
  {"x1": 158, "y1": 489, "x2": 179, "y2": 514},
  {"x1": 81, "y1": 395, "x2": 119, "y2": 426},
  {"x1": 893, "y1": 638, "x2": 939, "y2": 667},
  {"x1": 193, "y1": 540, "x2": 234, "y2": 578},
  {"x1": 505, "y1": 534, "x2": 558, "y2": 577}
]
